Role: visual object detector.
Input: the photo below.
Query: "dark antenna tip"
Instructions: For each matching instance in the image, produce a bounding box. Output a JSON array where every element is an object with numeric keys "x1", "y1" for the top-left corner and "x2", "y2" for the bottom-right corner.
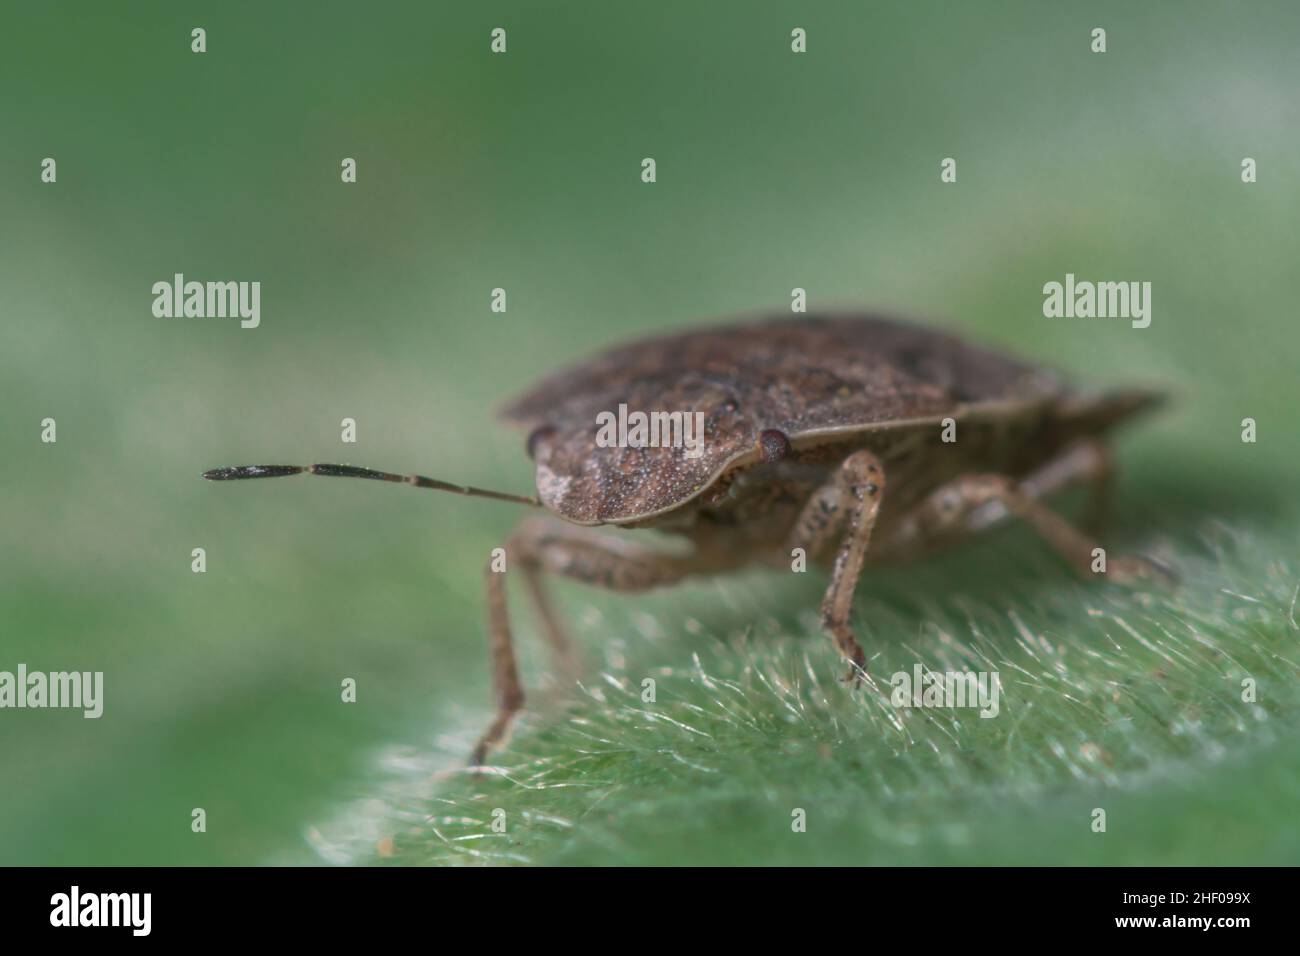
[{"x1": 202, "y1": 465, "x2": 305, "y2": 481}]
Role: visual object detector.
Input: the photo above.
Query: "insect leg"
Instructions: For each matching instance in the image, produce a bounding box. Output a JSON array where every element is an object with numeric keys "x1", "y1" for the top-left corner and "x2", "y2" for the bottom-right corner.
[
  {"x1": 479, "y1": 550, "x2": 527, "y2": 768},
  {"x1": 786, "y1": 450, "x2": 886, "y2": 685},
  {"x1": 1081, "y1": 441, "x2": 1114, "y2": 534},
  {"x1": 519, "y1": 563, "x2": 584, "y2": 686},
  {"x1": 962, "y1": 439, "x2": 1112, "y2": 535},
  {"x1": 891, "y1": 459, "x2": 1172, "y2": 586},
  {"x1": 473, "y1": 517, "x2": 727, "y2": 766}
]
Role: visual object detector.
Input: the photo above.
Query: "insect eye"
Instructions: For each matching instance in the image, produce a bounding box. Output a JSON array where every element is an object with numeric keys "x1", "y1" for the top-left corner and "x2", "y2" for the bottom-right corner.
[
  {"x1": 758, "y1": 428, "x2": 792, "y2": 463},
  {"x1": 526, "y1": 425, "x2": 557, "y2": 460}
]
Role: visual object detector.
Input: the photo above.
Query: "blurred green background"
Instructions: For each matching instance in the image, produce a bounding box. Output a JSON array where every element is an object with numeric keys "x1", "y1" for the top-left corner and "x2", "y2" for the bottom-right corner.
[{"x1": 1, "y1": 1, "x2": 1297, "y2": 866}]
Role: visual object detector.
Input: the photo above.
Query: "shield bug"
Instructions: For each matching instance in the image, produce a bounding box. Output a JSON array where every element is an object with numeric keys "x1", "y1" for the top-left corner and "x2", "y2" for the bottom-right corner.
[{"x1": 204, "y1": 312, "x2": 1171, "y2": 764}]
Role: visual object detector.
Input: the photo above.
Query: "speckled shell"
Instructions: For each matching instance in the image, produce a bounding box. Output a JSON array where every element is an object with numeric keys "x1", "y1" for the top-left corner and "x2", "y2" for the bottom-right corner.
[{"x1": 500, "y1": 313, "x2": 1068, "y2": 525}]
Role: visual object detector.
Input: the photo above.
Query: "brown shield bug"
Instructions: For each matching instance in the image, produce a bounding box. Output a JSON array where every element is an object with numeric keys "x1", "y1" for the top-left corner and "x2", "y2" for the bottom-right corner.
[{"x1": 204, "y1": 312, "x2": 1172, "y2": 764}]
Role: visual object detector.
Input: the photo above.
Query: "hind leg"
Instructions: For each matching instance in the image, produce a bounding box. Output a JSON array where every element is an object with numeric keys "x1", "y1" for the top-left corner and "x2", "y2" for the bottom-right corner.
[
  {"x1": 883, "y1": 440, "x2": 1172, "y2": 585},
  {"x1": 962, "y1": 439, "x2": 1113, "y2": 537}
]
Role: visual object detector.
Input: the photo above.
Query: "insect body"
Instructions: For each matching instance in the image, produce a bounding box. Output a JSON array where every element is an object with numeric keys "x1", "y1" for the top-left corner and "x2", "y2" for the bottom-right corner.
[{"x1": 205, "y1": 312, "x2": 1170, "y2": 764}]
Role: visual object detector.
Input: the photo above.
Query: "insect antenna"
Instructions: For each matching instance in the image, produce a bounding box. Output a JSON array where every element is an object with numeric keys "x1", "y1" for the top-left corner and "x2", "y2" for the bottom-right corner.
[{"x1": 201, "y1": 463, "x2": 543, "y2": 508}]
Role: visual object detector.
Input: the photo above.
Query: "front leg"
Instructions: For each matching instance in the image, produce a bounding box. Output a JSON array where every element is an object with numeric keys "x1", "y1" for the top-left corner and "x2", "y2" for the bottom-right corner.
[
  {"x1": 785, "y1": 449, "x2": 886, "y2": 685},
  {"x1": 476, "y1": 517, "x2": 732, "y2": 767}
]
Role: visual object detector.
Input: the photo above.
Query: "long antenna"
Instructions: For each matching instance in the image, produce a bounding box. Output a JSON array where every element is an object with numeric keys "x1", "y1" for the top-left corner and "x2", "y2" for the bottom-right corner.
[{"x1": 202, "y1": 463, "x2": 542, "y2": 508}]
